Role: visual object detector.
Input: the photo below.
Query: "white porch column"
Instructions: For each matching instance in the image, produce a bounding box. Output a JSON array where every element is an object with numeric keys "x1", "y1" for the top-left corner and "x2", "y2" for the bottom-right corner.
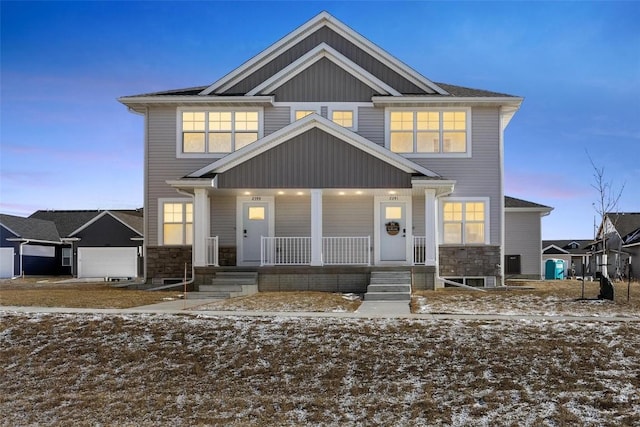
[
  {"x1": 424, "y1": 189, "x2": 437, "y2": 266},
  {"x1": 310, "y1": 189, "x2": 323, "y2": 266},
  {"x1": 193, "y1": 188, "x2": 210, "y2": 267}
]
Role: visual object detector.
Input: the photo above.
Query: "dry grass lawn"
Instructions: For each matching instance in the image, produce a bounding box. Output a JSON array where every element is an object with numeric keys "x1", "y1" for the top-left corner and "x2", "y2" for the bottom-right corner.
[
  {"x1": 413, "y1": 279, "x2": 640, "y2": 317},
  {"x1": 0, "y1": 278, "x2": 181, "y2": 309},
  {"x1": 195, "y1": 291, "x2": 362, "y2": 312},
  {"x1": 1, "y1": 313, "x2": 638, "y2": 426}
]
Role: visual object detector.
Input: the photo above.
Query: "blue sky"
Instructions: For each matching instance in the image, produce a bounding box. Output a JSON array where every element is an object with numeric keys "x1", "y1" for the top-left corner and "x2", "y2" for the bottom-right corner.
[{"x1": 1, "y1": 1, "x2": 638, "y2": 239}]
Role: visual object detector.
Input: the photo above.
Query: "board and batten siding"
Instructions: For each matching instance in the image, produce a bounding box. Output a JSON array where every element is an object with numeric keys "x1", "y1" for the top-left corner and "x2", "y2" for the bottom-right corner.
[
  {"x1": 224, "y1": 26, "x2": 425, "y2": 95},
  {"x1": 323, "y1": 196, "x2": 373, "y2": 237},
  {"x1": 412, "y1": 107, "x2": 502, "y2": 245},
  {"x1": 146, "y1": 107, "x2": 212, "y2": 246},
  {"x1": 216, "y1": 128, "x2": 412, "y2": 189},
  {"x1": 505, "y1": 211, "x2": 543, "y2": 277},
  {"x1": 272, "y1": 58, "x2": 378, "y2": 102}
]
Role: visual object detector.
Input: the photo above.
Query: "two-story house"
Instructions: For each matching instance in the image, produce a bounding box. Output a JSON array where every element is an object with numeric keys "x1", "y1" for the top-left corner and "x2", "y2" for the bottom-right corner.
[{"x1": 119, "y1": 12, "x2": 523, "y2": 291}]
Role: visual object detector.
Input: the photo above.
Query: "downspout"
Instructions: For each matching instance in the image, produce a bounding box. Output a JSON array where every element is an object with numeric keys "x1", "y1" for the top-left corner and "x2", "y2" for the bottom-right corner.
[
  {"x1": 175, "y1": 188, "x2": 196, "y2": 288},
  {"x1": 19, "y1": 240, "x2": 30, "y2": 278}
]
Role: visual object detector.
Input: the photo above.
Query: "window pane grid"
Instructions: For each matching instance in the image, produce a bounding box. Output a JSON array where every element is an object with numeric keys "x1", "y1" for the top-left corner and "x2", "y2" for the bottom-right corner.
[
  {"x1": 390, "y1": 111, "x2": 467, "y2": 154},
  {"x1": 443, "y1": 201, "x2": 485, "y2": 244},
  {"x1": 183, "y1": 111, "x2": 260, "y2": 153},
  {"x1": 163, "y1": 202, "x2": 193, "y2": 245}
]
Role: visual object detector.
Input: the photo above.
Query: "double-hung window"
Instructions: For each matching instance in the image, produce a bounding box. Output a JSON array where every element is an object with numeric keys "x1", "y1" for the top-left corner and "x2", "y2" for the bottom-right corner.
[
  {"x1": 61, "y1": 248, "x2": 72, "y2": 267},
  {"x1": 442, "y1": 200, "x2": 487, "y2": 244},
  {"x1": 162, "y1": 201, "x2": 193, "y2": 245},
  {"x1": 180, "y1": 110, "x2": 260, "y2": 154},
  {"x1": 389, "y1": 110, "x2": 468, "y2": 154}
]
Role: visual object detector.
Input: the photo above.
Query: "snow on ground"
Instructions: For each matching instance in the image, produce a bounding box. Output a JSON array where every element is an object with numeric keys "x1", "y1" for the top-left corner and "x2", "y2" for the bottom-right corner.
[
  {"x1": 414, "y1": 291, "x2": 640, "y2": 318},
  {"x1": 1, "y1": 312, "x2": 639, "y2": 426}
]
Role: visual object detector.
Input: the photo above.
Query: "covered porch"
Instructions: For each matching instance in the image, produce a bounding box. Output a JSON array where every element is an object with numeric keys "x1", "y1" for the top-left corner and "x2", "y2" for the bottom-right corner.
[{"x1": 190, "y1": 184, "x2": 455, "y2": 269}]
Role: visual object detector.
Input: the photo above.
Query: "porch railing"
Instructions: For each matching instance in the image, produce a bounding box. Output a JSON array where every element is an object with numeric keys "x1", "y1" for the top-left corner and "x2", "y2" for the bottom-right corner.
[
  {"x1": 206, "y1": 236, "x2": 219, "y2": 266},
  {"x1": 261, "y1": 237, "x2": 311, "y2": 266},
  {"x1": 323, "y1": 236, "x2": 370, "y2": 265},
  {"x1": 260, "y1": 236, "x2": 371, "y2": 266},
  {"x1": 413, "y1": 236, "x2": 426, "y2": 265}
]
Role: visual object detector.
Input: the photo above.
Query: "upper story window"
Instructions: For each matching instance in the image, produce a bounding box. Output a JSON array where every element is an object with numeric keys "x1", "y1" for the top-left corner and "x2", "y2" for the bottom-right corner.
[
  {"x1": 387, "y1": 109, "x2": 469, "y2": 156},
  {"x1": 294, "y1": 110, "x2": 315, "y2": 120},
  {"x1": 442, "y1": 199, "x2": 488, "y2": 245},
  {"x1": 331, "y1": 110, "x2": 354, "y2": 128},
  {"x1": 179, "y1": 108, "x2": 262, "y2": 156}
]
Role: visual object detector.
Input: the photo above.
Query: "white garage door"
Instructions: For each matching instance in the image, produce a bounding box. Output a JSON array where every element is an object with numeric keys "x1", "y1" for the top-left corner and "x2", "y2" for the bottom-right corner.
[
  {"x1": 78, "y1": 247, "x2": 138, "y2": 278},
  {"x1": 0, "y1": 248, "x2": 14, "y2": 278}
]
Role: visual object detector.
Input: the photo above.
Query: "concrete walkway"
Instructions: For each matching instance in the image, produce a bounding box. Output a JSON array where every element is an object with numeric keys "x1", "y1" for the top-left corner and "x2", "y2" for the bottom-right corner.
[{"x1": 2, "y1": 300, "x2": 639, "y2": 321}]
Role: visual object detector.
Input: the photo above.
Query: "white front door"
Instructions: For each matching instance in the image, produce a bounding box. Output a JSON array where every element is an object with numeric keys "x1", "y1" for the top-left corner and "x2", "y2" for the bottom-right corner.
[
  {"x1": 379, "y1": 201, "x2": 407, "y2": 262},
  {"x1": 238, "y1": 197, "x2": 273, "y2": 264}
]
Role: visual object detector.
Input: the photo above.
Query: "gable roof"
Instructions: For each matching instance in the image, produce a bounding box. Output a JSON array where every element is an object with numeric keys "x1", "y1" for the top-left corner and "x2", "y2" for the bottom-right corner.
[
  {"x1": 30, "y1": 210, "x2": 143, "y2": 238},
  {"x1": 246, "y1": 42, "x2": 401, "y2": 96},
  {"x1": 605, "y1": 212, "x2": 640, "y2": 241},
  {"x1": 186, "y1": 113, "x2": 440, "y2": 179},
  {"x1": 505, "y1": 196, "x2": 553, "y2": 212},
  {"x1": 542, "y1": 239, "x2": 593, "y2": 255},
  {"x1": 201, "y1": 11, "x2": 447, "y2": 96},
  {"x1": 0, "y1": 214, "x2": 61, "y2": 243}
]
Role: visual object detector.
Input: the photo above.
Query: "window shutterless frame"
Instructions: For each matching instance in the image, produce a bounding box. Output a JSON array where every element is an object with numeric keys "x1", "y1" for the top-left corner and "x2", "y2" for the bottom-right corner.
[
  {"x1": 385, "y1": 107, "x2": 471, "y2": 158},
  {"x1": 176, "y1": 107, "x2": 264, "y2": 158}
]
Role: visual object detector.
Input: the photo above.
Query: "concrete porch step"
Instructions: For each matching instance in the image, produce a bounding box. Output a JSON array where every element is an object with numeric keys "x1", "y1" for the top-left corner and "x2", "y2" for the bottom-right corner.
[
  {"x1": 364, "y1": 292, "x2": 411, "y2": 301},
  {"x1": 367, "y1": 284, "x2": 411, "y2": 293},
  {"x1": 184, "y1": 292, "x2": 229, "y2": 300},
  {"x1": 365, "y1": 270, "x2": 412, "y2": 303}
]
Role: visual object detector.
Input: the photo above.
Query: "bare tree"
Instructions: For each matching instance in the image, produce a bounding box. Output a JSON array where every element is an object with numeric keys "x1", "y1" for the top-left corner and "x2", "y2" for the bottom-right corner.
[{"x1": 588, "y1": 152, "x2": 625, "y2": 278}]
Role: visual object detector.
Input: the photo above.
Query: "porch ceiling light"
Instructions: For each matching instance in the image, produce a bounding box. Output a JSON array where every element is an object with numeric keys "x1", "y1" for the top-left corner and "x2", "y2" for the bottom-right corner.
[
  {"x1": 277, "y1": 191, "x2": 285, "y2": 195},
  {"x1": 356, "y1": 191, "x2": 363, "y2": 195},
  {"x1": 388, "y1": 190, "x2": 397, "y2": 195},
  {"x1": 296, "y1": 191, "x2": 304, "y2": 196},
  {"x1": 244, "y1": 191, "x2": 251, "y2": 195},
  {"x1": 339, "y1": 191, "x2": 345, "y2": 195}
]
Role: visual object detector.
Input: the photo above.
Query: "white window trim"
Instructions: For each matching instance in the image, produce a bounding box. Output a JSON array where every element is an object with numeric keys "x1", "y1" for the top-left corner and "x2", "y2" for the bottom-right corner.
[
  {"x1": 288, "y1": 103, "x2": 322, "y2": 123},
  {"x1": 176, "y1": 107, "x2": 264, "y2": 159},
  {"x1": 277, "y1": 102, "x2": 371, "y2": 129},
  {"x1": 61, "y1": 247, "x2": 72, "y2": 267},
  {"x1": 158, "y1": 198, "x2": 194, "y2": 246},
  {"x1": 327, "y1": 106, "x2": 358, "y2": 131},
  {"x1": 384, "y1": 107, "x2": 472, "y2": 158},
  {"x1": 439, "y1": 197, "x2": 490, "y2": 245}
]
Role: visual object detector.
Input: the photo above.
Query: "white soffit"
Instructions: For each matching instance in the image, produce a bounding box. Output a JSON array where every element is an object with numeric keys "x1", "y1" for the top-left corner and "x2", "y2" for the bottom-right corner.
[{"x1": 200, "y1": 12, "x2": 448, "y2": 96}]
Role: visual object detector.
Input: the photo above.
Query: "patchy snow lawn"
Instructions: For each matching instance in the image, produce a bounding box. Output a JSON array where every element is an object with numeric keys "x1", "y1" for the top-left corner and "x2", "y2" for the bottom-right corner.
[
  {"x1": 1, "y1": 312, "x2": 639, "y2": 426},
  {"x1": 413, "y1": 280, "x2": 640, "y2": 318},
  {"x1": 194, "y1": 291, "x2": 362, "y2": 313}
]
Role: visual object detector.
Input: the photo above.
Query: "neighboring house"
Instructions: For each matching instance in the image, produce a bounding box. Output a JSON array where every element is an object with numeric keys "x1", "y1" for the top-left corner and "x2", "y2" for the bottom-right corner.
[
  {"x1": 30, "y1": 210, "x2": 143, "y2": 279},
  {"x1": 504, "y1": 196, "x2": 553, "y2": 279},
  {"x1": 591, "y1": 212, "x2": 640, "y2": 280},
  {"x1": 118, "y1": 12, "x2": 524, "y2": 290},
  {"x1": 0, "y1": 214, "x2": 66, "y2": 278},
  {"x1": 542, "y1": 239, "x2": 593, "y2": 279}
]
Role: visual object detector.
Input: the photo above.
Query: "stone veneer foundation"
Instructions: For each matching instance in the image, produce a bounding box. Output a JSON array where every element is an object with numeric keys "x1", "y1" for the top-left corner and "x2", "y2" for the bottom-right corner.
[
  {"x1": 146, "y1": 246, "x2": 192, "y2": 280},
  {"x1": 439, "y1": 245, "x2": 501, "y2": 284}
]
